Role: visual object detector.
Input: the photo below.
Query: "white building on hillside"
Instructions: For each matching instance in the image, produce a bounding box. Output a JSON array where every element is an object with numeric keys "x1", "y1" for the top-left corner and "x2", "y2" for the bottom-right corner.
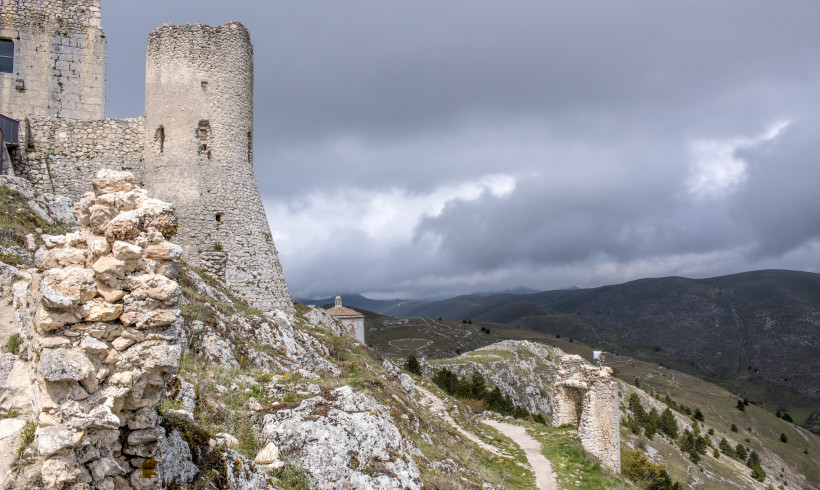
[{"x1": 327, "y1": 295, "x2": 365, "y2": 343}]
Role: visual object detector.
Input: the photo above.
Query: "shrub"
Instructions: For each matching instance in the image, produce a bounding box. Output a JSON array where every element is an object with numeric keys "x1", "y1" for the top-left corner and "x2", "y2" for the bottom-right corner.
[
  {"x1": 730, "y1": 424, "x2": 738, "y2": 432},
  {"x1": 5, "y1": 333, "x2": 21, "y2": 354},
  {"x1": 404, "y1": 355, "x2": 422, "y2": 376},
  {"x1": 621, "y1": 448, "x2": 681, "y2": 489},
  {"x1": 782, "y1": 413, "x2": 793, "y2": 423},
  {"x1": 736, "y1": 399, "x2": 745, "y2": 412},
  {"x1": 780, "y1": 433, "x2": 788, "y2": 443}
]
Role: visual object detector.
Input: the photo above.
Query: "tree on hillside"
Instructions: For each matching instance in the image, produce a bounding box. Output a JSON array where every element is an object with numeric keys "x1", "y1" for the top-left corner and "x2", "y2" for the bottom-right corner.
[
  {"x1": 470, "y1": 371, "x2": 486, "y2": 399},
  {"x1": 735, "y1": 443, "x2": 748, "y2": 461},
  {"x1": 405, "y1": 354, "x2": 422, "y2": 375},
  {"x1": 660, "y1": 408, "x2": 678, "y2": 439},
  {"x1": 736, "y1": 399, "x2": 745, "y2": 412},
  {"x1": 719, "y1": 438, "x2": 734, "y2": 457}
]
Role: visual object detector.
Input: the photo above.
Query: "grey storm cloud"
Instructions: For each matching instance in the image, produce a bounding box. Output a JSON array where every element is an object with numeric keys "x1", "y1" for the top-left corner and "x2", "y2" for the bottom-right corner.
[{"x1": 102, "y1": 1, "x2": 820, "y2": 298}]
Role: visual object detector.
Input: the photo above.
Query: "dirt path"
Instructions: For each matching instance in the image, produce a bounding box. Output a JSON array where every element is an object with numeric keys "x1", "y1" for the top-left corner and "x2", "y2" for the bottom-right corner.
[
  {"x1": 415, "y1": 385, "x2": 506, "y2": 457},
  {"x1": 483, "y1": 420, "x2": 558, "y2": 490}
]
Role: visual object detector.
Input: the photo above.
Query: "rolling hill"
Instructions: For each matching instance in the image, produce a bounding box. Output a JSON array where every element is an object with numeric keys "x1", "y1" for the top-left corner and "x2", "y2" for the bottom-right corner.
[{"x1": 377, "y1": 270, "x2": 820, "y2": 429}]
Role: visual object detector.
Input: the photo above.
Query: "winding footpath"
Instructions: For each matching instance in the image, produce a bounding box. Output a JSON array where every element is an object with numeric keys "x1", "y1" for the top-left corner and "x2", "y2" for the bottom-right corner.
[
  {"x1": 483, "y1": 420, "x2": 559, "y2": 490},
  {"x1": 415, "y1": 385, "x2": 505, "y2": 457}
]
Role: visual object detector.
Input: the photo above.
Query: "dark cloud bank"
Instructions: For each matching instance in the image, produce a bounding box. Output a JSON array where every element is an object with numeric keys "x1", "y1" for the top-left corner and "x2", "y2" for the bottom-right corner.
[{"x1": 104, "y1": 1, "x2": 820, "y2": 299}]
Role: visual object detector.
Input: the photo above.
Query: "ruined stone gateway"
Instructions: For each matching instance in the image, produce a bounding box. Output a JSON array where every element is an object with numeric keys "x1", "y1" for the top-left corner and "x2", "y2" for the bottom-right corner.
[
  {"x1": 551, "y1": 354, "x2": 621, "y2": 473},
  {"x1": 1, "y1": 0, "x2": 292, "y2": 313}
]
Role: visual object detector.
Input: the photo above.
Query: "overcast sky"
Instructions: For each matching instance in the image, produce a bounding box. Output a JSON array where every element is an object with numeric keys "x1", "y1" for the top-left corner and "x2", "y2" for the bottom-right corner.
[{"x1": 104, "y1": 1, "x2": 820, "y2": 299}]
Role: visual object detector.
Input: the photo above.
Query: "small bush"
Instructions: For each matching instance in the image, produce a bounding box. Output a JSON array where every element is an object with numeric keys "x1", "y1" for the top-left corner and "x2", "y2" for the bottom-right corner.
[
  {"x1": 780, "y1": 433, "x2": 788, "y2": 443},
  {"x1": 621, "y1": 448, "x2": 680, "y2": 489},
  {"x1": 5, "y1": 333, "x2": 22, "y2": 354}
]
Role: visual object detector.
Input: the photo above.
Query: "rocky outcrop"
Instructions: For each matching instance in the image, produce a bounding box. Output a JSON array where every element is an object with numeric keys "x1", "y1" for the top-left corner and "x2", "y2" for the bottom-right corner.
[
  {"x1": 10, "y1": 169, "x2": 190, "y2": 489},
  {"x1": 262, "y1": 385, "x2": 421, "y2": 490},
  {"x1": 426, "y1": 340, "x2": 561, "y2": 415},
  {"x1": 552, "y1": 354, "x2": 620, "y2": 474}
]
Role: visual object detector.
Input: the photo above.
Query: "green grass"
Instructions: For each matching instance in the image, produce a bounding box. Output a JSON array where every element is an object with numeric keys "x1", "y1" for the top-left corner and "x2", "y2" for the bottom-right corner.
[
  {"x1": 5, "y1": 333, "x2": 21, "y2": 354},
  {"x1": 0, "y1": 185, "x2": 68, "y2": 252},
  {"x1": 527, "y1": 424, "x2": 630, "y2": 489}
]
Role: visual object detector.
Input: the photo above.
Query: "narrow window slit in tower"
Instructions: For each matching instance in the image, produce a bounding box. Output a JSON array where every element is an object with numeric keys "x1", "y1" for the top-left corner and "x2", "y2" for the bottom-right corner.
[
  {"x1": 153, "y1": 126, "x2": 164, "y2": 154},
  {"x1": 215, "y1": 213, "x2": 223, "y2": 224},
  {"x1": 247, "y1": 131, "x2": 252, "y2": 164},
  {"x1": 201, "y1": 80, "x2": 208, "y2": 90},
  {"x1": 197, "y1": 120, "x2": 210, "y2": 158}
]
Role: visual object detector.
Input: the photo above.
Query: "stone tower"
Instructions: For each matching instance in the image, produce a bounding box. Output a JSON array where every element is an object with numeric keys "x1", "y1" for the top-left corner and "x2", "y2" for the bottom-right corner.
[
  {"x1": 143, "y1": 22, "x2": 292, "y2": 313},
  {"x1": 0, "y1": 0, "x2": 106, "y2": 120}
]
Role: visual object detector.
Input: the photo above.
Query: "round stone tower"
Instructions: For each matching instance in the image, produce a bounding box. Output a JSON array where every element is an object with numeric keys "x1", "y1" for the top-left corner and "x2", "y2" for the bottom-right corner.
[{"x1": 143, "y1": 21, "x2": 292, "y2": 313}]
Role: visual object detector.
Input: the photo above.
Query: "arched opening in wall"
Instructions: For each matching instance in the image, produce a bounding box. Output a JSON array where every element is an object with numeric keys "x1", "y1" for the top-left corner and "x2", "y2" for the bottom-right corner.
[
  {"x1": 215, "y1": 213, "x2": 223, "y2": 225},
  {"x1": 197, "y1": 120, "x2": 210, "y2": 158},
  {"x1": 153, "y1": 126, "x2": 165, "y2": 154},
  {"x1": 247, "y1": 131, "x2": 253, "y2": 164}
]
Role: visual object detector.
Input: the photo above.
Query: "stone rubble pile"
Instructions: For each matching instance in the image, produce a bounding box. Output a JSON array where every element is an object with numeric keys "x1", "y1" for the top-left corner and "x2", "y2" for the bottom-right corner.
[{"x1": 15, "y1": 169, "x2": 192, "y2": 489}]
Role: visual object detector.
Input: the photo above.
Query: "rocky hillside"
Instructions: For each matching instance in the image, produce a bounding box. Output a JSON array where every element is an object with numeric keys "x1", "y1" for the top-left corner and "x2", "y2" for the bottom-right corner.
[
  {"x1": 381, "y1": 272, "x2": 820, "y2": 426},
  {"x1": 426, "y1": 339, "x2": 820, "y2": 489},
  {"x1": 0, "y1": 172, "x2": 634, "y2": 489}
]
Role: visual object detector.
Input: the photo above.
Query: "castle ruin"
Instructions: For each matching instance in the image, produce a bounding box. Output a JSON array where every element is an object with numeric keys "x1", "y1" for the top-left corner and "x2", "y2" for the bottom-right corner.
[
  {"x1": 1, "y1": 0, "x2": 292, "y2": 313},
  {"x1": 551, "y1": 354, "x2": 621, "y2": 474}
]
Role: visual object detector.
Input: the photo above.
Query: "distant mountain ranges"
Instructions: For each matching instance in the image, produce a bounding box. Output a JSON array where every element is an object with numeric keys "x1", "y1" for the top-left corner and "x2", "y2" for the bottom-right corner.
[{"x1": 297, "y1": 270, "x2": 820, "y2": 416}]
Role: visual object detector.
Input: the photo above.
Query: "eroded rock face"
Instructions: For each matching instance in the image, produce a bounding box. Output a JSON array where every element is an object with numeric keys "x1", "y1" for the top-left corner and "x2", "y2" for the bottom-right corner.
[
  {"x1": 15, "y1": 169, "x2": 187, "y2": 489},
  {"x1": 552, "y1": 355, "x2": 620, "y2": 474},
  {"x1": 262, "y1": 386, "x2": 421, "y2": 490}
]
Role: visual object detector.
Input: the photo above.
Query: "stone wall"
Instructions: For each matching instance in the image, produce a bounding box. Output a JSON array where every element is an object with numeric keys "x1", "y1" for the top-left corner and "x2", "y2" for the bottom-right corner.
[
  {"x1": 143, "y1": 22, "x2": 292, "y2": 314},
  {"x1": 14, "y1": 116, "x2": 145, "y2": 197},
  {"x1": 14, "y1": 170, "x2": 194, "y2": 488},
  {"x1": 0, "y1": 0, "x2": 105, "y2": 120},
  {"x1": 552, "y1": 355, "x2": 621, "y2": 474}
]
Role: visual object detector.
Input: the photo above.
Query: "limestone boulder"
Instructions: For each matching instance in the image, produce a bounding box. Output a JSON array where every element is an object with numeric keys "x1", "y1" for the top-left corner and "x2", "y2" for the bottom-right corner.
[
  {"x1": 39, "y1": 267, "x2": 96, "y2": 310},
  {"x1": 92, "y1": 256, "x2": 126, "y2": 287},
  {"x1": 262, "y1": 386, "x2": 421, "y2": 490},
  {"x1": 112, "y1": 240, "x2": 142, "y2": 260},
  {"x1": 36, "y1": 426, "x2": 86, "y2": 456},
  {"x1": 92, "y1": 169, "x2": 138, "y2": 195},
  {"x1": 38, "y1": 348, "x2": 94, "y2": 383}
]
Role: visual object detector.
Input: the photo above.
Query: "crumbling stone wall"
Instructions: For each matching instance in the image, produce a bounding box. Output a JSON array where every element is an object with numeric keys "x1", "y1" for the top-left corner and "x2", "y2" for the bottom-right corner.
[
  {"x1": 15, "y1": 169, "x2": 194, "y2": 488},
  {"x1": 0, "y1": 0, "x2": 106, "y2": 120},
  {"x1": 552, "y1": 355, "x2": 621, "y2": 474},
  {"x1": 14, "y1": 116, "x2": 145, "y2": 197}
]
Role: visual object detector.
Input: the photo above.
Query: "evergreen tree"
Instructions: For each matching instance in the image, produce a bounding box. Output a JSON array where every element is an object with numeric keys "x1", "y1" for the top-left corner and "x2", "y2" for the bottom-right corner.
[
  {"x1": 719, "y1": 438, "x2": 734, "y2": 457},
  {"x1": 469, "y1": 370, "x2": 486, "y2": 399},
  {"x1": 782, "y1": 413, "x2": 793, "y2": 423},
  {"x1": 736, "y1": 399, "x2": 745, "y2": 412},
  {"x1": 735, "y1": 443, "x2": 748, "y2": 461},
  {"x1": 693, "y1": 408, "x2": 704, "y2": 422},
  {"x1": 404, "y1": 355, "x2": 422, "y2": 375},
  {"x1": 660, "y1": 407, "x2": 678, "y2": 439},
  {"x1": 780, "y1": 433, "x2": 788, "y2": 443}
]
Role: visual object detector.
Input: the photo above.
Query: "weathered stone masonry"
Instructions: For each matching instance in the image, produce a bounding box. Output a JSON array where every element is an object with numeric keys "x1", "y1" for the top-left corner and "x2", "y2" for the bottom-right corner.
[
  {"x1": 2, "y1": 1, "x2": 293, "y2": 314},
  {"x1": 14, "y1": 116, "x2": 145, "y2": 197},
  {"x1": 0, "y1": 0, "x2": 105, "y2": 121},
  {"x1": 551, "y1": 354, "x2": 621, "y2": 474}
]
